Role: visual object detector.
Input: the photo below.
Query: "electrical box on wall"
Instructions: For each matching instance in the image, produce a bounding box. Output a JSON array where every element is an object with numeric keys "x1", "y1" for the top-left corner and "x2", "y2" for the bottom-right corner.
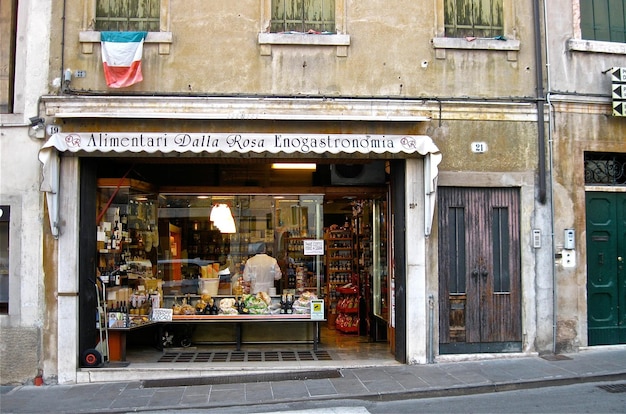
[{"x1": 564, "y1": 229, "x2": 575, "y2": 250}]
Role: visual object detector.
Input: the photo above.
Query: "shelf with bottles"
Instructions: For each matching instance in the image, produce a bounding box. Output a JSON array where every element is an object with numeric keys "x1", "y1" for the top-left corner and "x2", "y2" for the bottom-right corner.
[{"x1": 96, "y1": 179, "x2": 158, "y2": 287}]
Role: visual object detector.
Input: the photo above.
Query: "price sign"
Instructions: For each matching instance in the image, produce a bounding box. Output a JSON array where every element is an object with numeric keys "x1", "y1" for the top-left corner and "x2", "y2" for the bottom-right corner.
[
  {"x1": 310, "y1": 299, "x2": 324, "y2": 320},
  {"x1": 303, "y1": 239, "x2": 324, "y2": 255}
]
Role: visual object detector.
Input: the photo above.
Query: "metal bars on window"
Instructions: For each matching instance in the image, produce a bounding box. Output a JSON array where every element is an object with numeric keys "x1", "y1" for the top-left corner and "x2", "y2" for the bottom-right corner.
[
  {"x1": 444, "y1": 0, "x2": 503, "y2": 38},
  {"x1": 95, "y1": 0, "x2": 160, "y2": 32},
  {"x1": 585, "y1": 152, "x2": 626, "y2": 186},
  {"x1": 270, "y1": 0, "x2": 335, "y2": 33}
]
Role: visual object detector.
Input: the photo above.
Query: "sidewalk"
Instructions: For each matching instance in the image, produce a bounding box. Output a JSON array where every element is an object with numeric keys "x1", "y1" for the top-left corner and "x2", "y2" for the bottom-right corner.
[{"x1": 1, "y1": 347, "x2": 625, "y2": 414}]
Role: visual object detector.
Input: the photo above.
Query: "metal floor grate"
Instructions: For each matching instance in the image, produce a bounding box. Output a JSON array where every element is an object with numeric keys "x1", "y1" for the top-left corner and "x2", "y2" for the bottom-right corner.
[
  {"x1": 158, "y1": 350, "x2": 333, "y2": 363},
  {"x1": 597, "y1": 383, "x2": 626, "y2": 393}
]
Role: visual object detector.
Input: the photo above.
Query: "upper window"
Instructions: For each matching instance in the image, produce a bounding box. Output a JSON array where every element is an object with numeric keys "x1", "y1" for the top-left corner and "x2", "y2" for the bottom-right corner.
[
  {"x1": 444, "y1": 0, "x2": 503, "y2": 37},
  {"x1": 95, "y1": 0, "x2": 160, "y2": 32},
  {"x1": 270, "y1": 0, "x2": 335, "y2": 33},
  {"x1": 580, "y1": 0, "x2": 626, "y2": 43},
  {"x1": 0, "y1": 0, "x2": 17, "y2": 114}
]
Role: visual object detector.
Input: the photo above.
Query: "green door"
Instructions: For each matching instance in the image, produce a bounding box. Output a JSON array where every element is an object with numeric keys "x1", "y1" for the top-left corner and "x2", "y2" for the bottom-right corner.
[{"x1": 586, "y1": 192, "x2": 626, "y2": 345}]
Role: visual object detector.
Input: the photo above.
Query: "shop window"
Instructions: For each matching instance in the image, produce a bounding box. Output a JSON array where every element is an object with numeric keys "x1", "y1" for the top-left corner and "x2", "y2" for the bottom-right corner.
[
  {"x1": 270, "y1": 0, "x2": 335, "y2": 33},
  {"x1": 444, "y1": 0, "x2": 503, "y2": 38},
  {"x1": 0, "y1": 206, "x2": 9, "y2": 314},
  {"x1": 94, "y1": 0, "x2": 160, "y2": 32},
  {"x1": 580, "y1": 0, "x2": 626, "y2": 43},
  {"x1": 0, "y1": 0, "x2": 17, "y2": 114}
]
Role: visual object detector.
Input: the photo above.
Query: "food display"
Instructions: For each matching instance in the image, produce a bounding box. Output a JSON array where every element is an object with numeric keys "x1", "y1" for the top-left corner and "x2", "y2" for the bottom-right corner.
[{"x1": 169, "y1": 291, "x2": 318, "y2": 317}]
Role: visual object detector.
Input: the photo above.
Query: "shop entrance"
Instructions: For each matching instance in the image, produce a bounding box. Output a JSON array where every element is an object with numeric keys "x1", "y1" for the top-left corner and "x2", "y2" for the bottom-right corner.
[
  {"x1": 88, "y1": 160, "x2": 394, "y2": 364},
  {"x1": 437, "y1": 187, "x2": 522, "y2": 354}
]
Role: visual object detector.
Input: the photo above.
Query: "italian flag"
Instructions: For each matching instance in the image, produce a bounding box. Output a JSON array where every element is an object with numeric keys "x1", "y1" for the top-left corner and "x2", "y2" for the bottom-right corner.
[{"x1": 101, "y1": 32, "x2": 147, "y2": 88}]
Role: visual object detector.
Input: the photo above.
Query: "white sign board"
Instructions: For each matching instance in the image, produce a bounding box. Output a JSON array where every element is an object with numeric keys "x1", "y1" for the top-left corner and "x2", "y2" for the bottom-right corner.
[
  {"x1": 151, "y1": 308, "x2": 173, "y2": 321},
  {"x1": 303, "y1": 239, "x2": 324, "y2": 255},
  {"x1": 310, "y1": 299, "x2": 325, "y2": 320}
]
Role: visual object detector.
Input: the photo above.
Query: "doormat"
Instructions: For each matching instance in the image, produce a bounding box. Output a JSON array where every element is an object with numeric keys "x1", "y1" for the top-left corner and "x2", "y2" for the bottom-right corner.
[
  {"x1": 157, "y1": 350, "x2": 333, "y2": 363},
  {"x1": 142, "y1": 368, "x2": 342, "y2": 388}
]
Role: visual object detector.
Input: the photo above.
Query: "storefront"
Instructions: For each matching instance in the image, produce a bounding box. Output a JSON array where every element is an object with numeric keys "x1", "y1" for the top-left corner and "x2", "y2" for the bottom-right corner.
[{"x1": 39, "y1": 129, "x2": 441, "y2": 383}]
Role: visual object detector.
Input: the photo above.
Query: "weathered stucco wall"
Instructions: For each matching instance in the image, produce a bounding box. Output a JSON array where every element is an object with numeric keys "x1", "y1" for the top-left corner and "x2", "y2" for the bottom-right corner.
[
  {"x1": 551, "y1": 106, "x2": 626, "y2": 352},
  {"x1": 52, "y1": 1, "x2": 538, "y2": 99}
]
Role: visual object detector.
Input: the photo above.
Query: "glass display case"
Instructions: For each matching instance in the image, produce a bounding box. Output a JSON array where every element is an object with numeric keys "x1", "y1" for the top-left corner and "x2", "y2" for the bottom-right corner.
[
  {"x1": 157, "y1": 193, "x2": 324, "y2": 303},
  {"x1": 367, "y1": 199, "x2": 388, "y2": 341}
]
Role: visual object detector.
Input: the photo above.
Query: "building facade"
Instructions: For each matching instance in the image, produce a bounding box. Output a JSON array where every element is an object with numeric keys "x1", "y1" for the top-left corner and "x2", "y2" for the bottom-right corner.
[{"x1": 1, "y1": 0, "x2": 624, "y2": 385}]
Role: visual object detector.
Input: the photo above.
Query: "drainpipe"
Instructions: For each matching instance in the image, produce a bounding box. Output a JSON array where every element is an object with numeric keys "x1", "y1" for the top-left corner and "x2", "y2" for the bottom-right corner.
[
  {"x1": 534, "y1": 0, "x2": 557, "y2": 354},
  {"x1": 533, "y1": 0, "x2": 547, "y2": 205}
]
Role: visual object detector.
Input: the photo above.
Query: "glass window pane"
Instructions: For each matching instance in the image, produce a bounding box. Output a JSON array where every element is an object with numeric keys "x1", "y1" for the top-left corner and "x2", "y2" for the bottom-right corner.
[
  {"x1": 0, "y1": 206, "x2": 9, "y2": 314},
  {"x1": 95, "y1": 0, "x2": 160, "y2": 32},
  {"x1": 444, "y1": 0, "x2": 503, "y2": 37},
  {"x1": 271, "y1": 0, "x2": 335, "y2": 33}
]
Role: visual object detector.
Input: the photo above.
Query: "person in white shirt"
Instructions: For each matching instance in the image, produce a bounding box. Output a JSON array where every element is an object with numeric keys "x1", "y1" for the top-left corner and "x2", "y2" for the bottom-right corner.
[{"x1": 243, "y1": 244, "x2": 282, "y2": 294}]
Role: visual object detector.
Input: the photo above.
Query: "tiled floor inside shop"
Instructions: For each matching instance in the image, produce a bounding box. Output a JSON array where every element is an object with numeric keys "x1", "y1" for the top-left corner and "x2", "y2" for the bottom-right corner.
[{"x1": 124, "y1": 325, "x2": 395, "y2": 365}]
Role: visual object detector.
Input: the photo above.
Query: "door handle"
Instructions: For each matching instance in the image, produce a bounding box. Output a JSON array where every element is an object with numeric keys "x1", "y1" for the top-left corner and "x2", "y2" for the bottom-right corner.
[
  {"x1": 471, "y1": 269, "x2": 479, "y2": 278},
  {"x1": 481, "y1": 270, "x2": 488, "y2": 279},
  {"x1": 618, "y1": 256, "x2": 623, "y2": 262}
]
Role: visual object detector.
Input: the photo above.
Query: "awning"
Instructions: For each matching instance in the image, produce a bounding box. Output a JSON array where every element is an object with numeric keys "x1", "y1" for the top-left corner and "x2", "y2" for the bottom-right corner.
[{"x1": 39, "y1": 132, "x2": 442, "y2": 237}]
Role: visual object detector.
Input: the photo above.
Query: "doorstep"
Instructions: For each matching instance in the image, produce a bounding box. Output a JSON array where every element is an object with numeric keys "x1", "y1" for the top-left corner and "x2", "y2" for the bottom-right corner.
[{"x1": 76, "y1": 358, "x2": 400, "y2": 384}]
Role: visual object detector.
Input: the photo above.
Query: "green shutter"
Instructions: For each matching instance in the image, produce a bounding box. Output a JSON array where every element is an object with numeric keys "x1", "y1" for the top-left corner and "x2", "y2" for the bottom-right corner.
[{"x1": 608, "y1": 0, "x2": 626, "y2": 42}]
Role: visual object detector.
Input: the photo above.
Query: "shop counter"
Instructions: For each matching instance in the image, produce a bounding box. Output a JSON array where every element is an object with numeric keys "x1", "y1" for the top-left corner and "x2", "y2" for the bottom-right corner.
[{"x1": 163, "y1": 314, "x2": 325, "y2": 351}]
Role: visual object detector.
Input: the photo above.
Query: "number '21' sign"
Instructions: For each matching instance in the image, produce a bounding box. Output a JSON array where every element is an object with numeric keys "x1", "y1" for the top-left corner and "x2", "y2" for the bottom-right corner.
[{"x1": 471, "y1": 142, "x2": 488, "y2": 153}]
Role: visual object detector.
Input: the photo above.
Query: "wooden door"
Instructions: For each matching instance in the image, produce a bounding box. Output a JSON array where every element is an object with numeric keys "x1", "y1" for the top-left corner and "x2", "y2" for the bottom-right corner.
[
  {"x1": 586, "y1": 192, "x2": 626, "y2": 345},
  {"x1": 438, "y1": 187, "x2": 522, "y2": 354}
]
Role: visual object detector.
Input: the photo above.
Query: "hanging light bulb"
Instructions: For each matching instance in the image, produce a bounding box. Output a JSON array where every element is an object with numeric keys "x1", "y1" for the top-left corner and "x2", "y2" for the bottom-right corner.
[{"x1": 210, "y1": 204, "x2": 236, "y2": 233}]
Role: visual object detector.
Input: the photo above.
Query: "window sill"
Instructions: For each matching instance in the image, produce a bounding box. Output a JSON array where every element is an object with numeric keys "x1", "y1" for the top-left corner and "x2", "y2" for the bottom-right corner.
[
  {"x1": 432, "y1": 37, "x2": 521, "y2": 61},
  {"x1": 79, "y1": 31, "x2": 173, "y2": 55},
  {"x1": 257, "y1": 33, "x2": 351, "y2": 57},
  {"x1": 568, "y1": 39, "x2": 626, "y2": 55}
]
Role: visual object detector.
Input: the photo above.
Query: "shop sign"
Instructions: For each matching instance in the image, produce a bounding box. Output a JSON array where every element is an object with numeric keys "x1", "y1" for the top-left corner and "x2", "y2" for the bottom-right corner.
[{"x1": 42, "y1": 132, "x2": 437, "y2": 155}]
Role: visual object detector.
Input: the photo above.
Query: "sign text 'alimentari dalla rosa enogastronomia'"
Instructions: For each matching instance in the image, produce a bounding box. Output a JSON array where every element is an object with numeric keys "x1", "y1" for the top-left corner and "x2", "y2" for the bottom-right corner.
[{"x1": 43, "y1": 132, "x2": 437, "y2": 155}]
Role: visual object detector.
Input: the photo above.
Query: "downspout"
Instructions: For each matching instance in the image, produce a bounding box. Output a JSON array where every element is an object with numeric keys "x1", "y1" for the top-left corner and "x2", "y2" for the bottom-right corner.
[
  {"x1": 534, "y1": 0, "x2": 557, "y2": 354},
  {"x1": 533, "y1": 0, "x2": 547, "y2": 205},
  {"x1": 542, "y1": 0, "x2": 557, "y2": 355}
]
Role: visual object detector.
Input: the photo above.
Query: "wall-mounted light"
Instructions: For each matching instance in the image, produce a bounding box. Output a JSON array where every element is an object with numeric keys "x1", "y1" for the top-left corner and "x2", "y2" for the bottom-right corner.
[
  {"x1": 28, "y1": 117, "x2": 46, "y2": 139},
  {"x1": 271, "y1": 163, "x2": 317, "y2": 170}
]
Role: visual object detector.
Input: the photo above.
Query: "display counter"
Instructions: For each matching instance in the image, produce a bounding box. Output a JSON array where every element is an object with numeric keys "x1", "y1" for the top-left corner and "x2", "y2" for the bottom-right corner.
[
  {"x1": 165, "y1": 314, "x2": 324, "y2": 351},
  {"x1": 106, "y1": 314, "x2": 323, "y2": 362}
]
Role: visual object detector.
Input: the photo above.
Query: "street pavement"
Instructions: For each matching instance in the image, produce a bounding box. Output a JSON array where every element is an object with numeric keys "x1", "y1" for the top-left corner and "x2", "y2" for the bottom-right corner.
[{"x1": 1, "y1": 347, "x2": 625, "y2": 414}]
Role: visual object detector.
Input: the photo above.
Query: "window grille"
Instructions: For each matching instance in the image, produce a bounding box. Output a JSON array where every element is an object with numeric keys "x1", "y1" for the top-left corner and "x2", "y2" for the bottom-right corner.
[
  {"x1": 585, "y1": 152, "x2": 626, "y2": 186},
  {"x1": 270, "y1": 0, "x2": 335, "y2": 33},
  {"x1": 95, "y1": 0, "x2": 160, "y2": 32},
  {"x1": 444, "y1": 0, "x2": 503, "y2": 38}
]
